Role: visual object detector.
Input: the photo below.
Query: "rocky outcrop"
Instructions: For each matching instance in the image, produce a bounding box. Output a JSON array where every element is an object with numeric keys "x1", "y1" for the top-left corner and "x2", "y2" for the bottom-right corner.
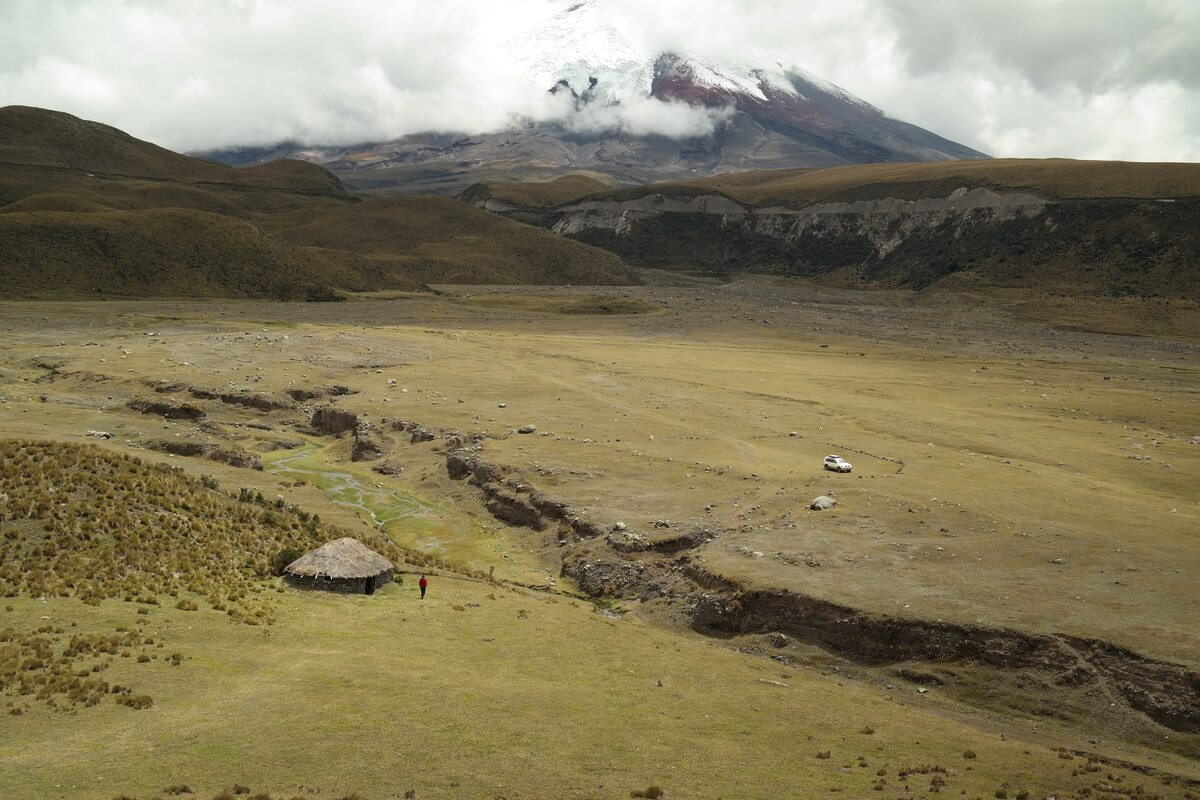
[
  {"x1": 444, "y1": 449, "x2": 604, "y2": 540},
  {"x1": 286, "y1": 385, "x2": 357, "y2": 402},
  {"x1": 146, "y1": 439, "x2": 263, "y2": 470},
  {"x1": 127, "y1": 396, "x2": 205, "y2": 420},
  {"x1": 550, "y1": 188, "x2": 1048, "y2": 287},
  {"x1": 311, "y1": 406, "x2": 358, "y2": 435},
  {"x1": 350, "y1": 423, "x2": 390, "y2": 462},
  {"x1": 500, "y1": 188, "x2": 1200, "y2": 298},
  {"x1": 188, "y1": 387, "x2": 294, "y2": 411}
]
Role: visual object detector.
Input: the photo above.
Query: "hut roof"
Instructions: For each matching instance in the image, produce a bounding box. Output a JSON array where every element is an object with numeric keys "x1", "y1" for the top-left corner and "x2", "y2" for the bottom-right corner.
[{"x1": 284, "y1": 537, "x2": 393, "y2": 579}]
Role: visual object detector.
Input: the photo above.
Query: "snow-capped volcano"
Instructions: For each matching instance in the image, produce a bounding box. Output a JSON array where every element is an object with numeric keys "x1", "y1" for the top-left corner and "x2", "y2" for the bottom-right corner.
[
  {"x1": 510, "y1": 0, "x2": 871, "y2": 126},
  {"x1": 198, "y1": 0, "x2": 987, "y2": 193}
]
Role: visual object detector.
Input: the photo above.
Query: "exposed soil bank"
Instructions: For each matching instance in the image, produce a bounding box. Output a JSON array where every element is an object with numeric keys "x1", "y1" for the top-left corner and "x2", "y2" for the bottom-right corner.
[
  {"x1": 282, "y1": 396, "x2": 1200, "y2": 743},
  {"x1": 373, "y1": 422, "x2": 1200, "y2": 738},
  {"x1": 688, "y1": 587, "x2": 1200, "y2": 734}
]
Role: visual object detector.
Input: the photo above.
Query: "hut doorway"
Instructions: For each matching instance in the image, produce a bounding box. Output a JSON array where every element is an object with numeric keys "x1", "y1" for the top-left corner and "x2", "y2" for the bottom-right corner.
[{"x1": 365, "y1": 576, "x2": 376, "y2": 595}]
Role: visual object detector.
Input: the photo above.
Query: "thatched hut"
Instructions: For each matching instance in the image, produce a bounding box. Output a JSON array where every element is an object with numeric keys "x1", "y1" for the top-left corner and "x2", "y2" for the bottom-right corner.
[{"x1": 283, "y1": 538, "x2": 394, "y2": 595}]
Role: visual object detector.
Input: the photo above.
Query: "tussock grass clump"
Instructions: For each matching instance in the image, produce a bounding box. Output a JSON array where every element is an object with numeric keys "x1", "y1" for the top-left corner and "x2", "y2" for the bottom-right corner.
[
  {"x1": 631, "y1": 787, "x2": 665, "y2": 799},
  {"x1": 0, "y1": 626, "x2": 153, "y2": 710},
  {"x1": 0, "y1": 439, "x2": 388, "y2": 622}
]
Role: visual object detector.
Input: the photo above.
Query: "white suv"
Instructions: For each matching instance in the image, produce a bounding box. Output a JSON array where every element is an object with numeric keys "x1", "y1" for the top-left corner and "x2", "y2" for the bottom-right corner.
[{"x1": 823, "y1": 455, "x2": 852, "y2": 473}]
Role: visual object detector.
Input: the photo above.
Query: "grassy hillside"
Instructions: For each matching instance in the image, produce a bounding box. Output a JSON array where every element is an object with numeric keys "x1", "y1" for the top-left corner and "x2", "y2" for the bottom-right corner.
[
  {"x1": 600, "y1": 159, "x2": 1200, "y2": 207},
  {"x1": 0, "y1": 207, "x2": 416, "y2": 299},
  {"x1": 461, "y1": 173, "x2": 614, "y2": 209},
  {"x1": 262, "y1": 196, "x2": 636, "y2": 285},
  {"x1": 0, "y1": 106, "x2": 233, "y2": 182},
  {"x1": 0, "y1": 440, "x2": 403, "y2": 618},
  {"x1": 0, "y1": 106, "x2": 638, "y2": 296},
  {"x1": 473, "y1": 159, "x2": 1200, "y2": 211}
]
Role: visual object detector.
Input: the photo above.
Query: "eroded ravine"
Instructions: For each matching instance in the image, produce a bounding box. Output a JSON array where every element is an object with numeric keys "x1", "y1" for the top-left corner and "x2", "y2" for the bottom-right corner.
[{"x1": 359, "y1": 412, "x2": 1200, "y2": 750}]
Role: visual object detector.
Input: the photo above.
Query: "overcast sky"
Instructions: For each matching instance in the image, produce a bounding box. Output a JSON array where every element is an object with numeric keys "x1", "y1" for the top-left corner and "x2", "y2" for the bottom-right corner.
[{"x1": 2, "y1": 0, "x2": 1197, "y2": 162}]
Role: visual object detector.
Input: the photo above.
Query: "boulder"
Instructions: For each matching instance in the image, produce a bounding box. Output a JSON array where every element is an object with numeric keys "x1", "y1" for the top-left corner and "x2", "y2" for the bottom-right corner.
[{"x1": 809, "y1": 495, "x2": 837, "y2": 510}]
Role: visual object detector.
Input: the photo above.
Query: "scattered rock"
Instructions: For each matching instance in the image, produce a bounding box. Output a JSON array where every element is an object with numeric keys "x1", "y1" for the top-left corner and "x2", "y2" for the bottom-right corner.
[
  {"x1": 1050, "y1": 557, "x2": 1066, "y2": 564},
  {"x1": 608, "y1": 530, "x2": 649, "y2": 552},
  {"x1": 85, "y1": 430, "x2": 112, "y2": 439},
  {"x1": 809, "y1": 495, "x2": 837, "y2": 510},
  {"x1": 518, "y1": 424, "x2": 537, "y2": 434},
  {"x1": 612, "y1": 521, "x2": 627, "y2": 531}
]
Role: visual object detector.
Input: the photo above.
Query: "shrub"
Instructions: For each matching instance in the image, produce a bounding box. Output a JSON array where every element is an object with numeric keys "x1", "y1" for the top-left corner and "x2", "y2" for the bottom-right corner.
[
  {"x1": 272, "y1": 547, "x2": 304, "y2": 576},
  {"x1": 631, "y1": 787, "x2": 664, "y2": 799},
  {"x1": 117, "y1": 693, "x2": 153, "y2": 709}
]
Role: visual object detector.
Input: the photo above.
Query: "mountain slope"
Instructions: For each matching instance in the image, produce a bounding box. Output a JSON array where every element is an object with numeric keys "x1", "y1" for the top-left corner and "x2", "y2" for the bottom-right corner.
[
  {"x1": 0, "y1": 106, "x2": 637, "y2": 296},
  {"x1": 196, "y1": 2, "x2": 986, "y2": 195}
]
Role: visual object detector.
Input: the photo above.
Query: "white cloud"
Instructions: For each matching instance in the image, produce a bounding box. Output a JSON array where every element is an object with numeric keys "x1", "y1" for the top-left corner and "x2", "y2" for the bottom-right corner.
[
  {"x1": 562, "y1": 95, "x2": 735, "y2": 138},
  {"x1": 0, "y1": 0, "x2": 1197, "y2": 161}
]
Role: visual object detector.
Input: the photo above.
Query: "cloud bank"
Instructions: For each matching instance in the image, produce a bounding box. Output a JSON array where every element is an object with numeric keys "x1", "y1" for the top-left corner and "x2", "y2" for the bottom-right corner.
[{"x1": 1, "y1": 0, "x2": 1197, "y2": 161}]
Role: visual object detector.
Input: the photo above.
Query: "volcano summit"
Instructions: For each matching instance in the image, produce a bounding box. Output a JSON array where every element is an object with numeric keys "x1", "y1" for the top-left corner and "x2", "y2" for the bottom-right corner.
[{"x1": 200, "y1": 1, "x2": 987, "y2": 194}]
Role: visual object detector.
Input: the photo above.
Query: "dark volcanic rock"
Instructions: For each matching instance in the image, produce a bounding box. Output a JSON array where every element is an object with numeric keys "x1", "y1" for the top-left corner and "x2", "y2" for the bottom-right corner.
[
  {"x1": 312, "y1": 406, "x2": 358, "y2": 435},
  {"x1": 128, "y1": 396, "x2": 205, "y2": 420},
  {"x1": 147, "y1": 439, "x2": 263, "y2": 470}
]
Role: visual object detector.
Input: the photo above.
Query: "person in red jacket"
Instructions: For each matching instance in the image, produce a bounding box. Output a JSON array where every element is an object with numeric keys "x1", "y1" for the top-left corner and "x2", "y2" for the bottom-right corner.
[{"x1": 419, "y1": 574, "x2": 428, "y2": 599}]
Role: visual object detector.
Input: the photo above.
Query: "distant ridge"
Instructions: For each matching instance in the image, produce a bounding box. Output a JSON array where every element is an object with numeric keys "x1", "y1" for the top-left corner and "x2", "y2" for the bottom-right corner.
[
  {"x1": 467, "y1": 159, "x2": 1200, "y2": 301},
  {"x1": 0, "y1": 106, "x2": 637, "y2": 298}
]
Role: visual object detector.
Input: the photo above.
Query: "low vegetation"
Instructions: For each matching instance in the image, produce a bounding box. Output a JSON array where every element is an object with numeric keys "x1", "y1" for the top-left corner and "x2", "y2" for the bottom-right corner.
[{"x1": 0, "y1": 439, "x2": 378, "y2": 623}]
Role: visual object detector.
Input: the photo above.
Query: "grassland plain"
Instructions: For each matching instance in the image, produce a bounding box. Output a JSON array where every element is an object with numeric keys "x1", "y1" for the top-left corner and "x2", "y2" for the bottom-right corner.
[
  {"x1": 11, "y1": 585, "x2": 1196, "y2": 800},
  {"x1": 0, "y1": 278, "x2": 1197, "y2": 796}
]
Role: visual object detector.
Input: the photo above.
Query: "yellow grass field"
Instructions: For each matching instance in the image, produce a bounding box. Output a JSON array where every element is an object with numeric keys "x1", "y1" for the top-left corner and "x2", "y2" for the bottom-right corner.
[{"x1": 1, "y1": 278, "x2": 1197, "y2": 797}]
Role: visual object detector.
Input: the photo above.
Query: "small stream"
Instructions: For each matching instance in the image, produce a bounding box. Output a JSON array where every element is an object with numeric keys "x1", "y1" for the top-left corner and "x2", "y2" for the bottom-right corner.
[{"x1": 269, "y1": 447, "x2": 468, "y2": 553}]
